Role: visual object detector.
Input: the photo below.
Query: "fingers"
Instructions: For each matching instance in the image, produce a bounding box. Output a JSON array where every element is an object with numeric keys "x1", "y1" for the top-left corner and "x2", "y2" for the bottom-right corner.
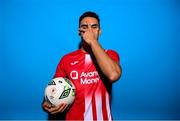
[
  {"x1": 50, "y1": 103, "x2": 68, "y2": 114},
  {"x1": 42, "y1": 101, "x2": 52, "y2": 111},
  {"x1": 79, "y1": 28, "x2": 93, "y2": 37},
  {"x1": 79, "y1": 28, "x2": 86, "y2": 36},
  {"x1": 43, "y1": 101, "x2": 52, "y2": 108},
  {"x1": 48, "y1": 104, "x2": 63, "y2": 113},
  {"x1": 42, "y1": 101, "x2": 68, "y2": 114}
]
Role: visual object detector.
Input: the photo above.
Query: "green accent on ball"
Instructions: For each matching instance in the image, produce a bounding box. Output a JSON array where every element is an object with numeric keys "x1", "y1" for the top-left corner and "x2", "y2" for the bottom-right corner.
[
  {"x1": 72, "y1": 89, "x2": 76, "y2": 96},
  {"x1": 64, "y1": 84, "x2": 69, "y2": 90},
  {"x1": 64, "y1": 78, "x2": 73, "y2": 87},
  {"x1": 59, "y1": 88, "x2": 71, "y2": 99}
]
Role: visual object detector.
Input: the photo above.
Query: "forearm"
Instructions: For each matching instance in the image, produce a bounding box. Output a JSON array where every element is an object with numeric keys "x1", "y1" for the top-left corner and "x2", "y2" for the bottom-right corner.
[{"x1": 90, "y1": 41, "x2": 121, "y2": 82}]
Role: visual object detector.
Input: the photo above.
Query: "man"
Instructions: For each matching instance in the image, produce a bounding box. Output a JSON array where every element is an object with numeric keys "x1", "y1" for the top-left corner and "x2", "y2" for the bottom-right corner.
[{"x1": 42, "y1": 11, "x2": 122, "y2": 120}]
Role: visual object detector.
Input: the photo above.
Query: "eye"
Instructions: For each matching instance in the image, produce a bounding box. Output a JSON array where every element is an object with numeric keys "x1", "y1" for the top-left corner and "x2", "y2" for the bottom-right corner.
[
  {"x1": 80, "y1": 24, "x2": 88, "y2": 29},
  {"x1": 91, "y1": 24, "x2": 99, "y2": 29}
]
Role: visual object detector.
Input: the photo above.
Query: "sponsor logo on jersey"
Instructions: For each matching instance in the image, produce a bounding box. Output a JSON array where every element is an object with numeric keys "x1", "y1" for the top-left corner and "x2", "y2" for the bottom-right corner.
[
  {"x1": 70, "y1": 70, "x2": 100, "y2": 85},
  {"x1": 80, "y1": 71, "x2": 99, "y2": 85},
  {"x1": 70, "y1": 70, "x2": 78, "y2": 80}
]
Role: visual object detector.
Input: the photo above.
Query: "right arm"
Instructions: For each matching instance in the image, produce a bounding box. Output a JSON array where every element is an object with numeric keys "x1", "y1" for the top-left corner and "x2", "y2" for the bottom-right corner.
[
  {"x1": 42, "y1": 100, "x2": 68, "y2": 114},
  {"x1": 42, "y1": 58, "x2": 68, "y2": 114}
]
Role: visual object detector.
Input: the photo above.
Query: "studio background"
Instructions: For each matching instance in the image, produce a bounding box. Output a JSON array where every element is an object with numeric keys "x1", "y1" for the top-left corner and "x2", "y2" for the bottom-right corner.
[{"x1": 0, "y1": 0, "x2": 179, "y2": 120}]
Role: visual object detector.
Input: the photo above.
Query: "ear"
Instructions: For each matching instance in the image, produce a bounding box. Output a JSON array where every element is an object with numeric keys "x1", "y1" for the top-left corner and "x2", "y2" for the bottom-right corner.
[{"x1": 98, "y1": 29, "x2": 102, "y2": 36}]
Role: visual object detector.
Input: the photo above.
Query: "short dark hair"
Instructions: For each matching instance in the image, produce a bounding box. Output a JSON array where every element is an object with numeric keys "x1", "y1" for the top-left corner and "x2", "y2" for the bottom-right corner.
[{"x1": 79, "y1": 11, "x2": 100, "y2": 27}]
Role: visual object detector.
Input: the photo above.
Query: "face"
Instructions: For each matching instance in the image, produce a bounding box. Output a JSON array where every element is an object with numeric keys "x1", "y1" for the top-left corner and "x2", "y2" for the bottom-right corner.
[{"x1": 79, "y1": 17, "x2": 101, "y2": 39}]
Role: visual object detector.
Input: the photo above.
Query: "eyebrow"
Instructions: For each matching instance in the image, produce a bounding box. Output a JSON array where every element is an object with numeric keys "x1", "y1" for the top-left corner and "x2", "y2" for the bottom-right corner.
[
  {"x1": 80, "y1": 24, "x2": 99, "y2": 27},
  {"x1": 80, "y1": 24, "x2": 88, "y2": 27},
  {"x1": 91, "y1": 24, "x2": 99, "y2": 27}
]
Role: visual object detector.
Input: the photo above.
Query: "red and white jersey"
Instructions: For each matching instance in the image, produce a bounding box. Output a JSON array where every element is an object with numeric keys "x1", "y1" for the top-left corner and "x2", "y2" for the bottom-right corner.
[{"x1": 54, "y1": 49, "x2": 120, "y2": 121}]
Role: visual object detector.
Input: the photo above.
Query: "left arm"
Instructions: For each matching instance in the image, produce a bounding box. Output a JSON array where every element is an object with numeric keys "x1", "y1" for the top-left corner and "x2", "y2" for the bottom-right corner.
[
  {"x1": 90, "y1": 41, "x2": 122, "y2": 83},
  {"x1": 80, "y1": 27, "x2": 122, "y2": 83}
]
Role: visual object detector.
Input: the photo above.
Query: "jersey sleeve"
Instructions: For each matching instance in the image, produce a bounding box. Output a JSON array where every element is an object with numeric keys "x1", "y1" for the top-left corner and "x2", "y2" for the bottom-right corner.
[
  {"x1": 54, "y1": 57, "x2": 67, "y2": 78},
  {"x1": 106, "y1": 50, "x2": 120, "y2": 63}
]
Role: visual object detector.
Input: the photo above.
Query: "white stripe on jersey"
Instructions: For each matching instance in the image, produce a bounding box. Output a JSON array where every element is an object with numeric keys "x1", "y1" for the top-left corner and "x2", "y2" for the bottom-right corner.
[
  {"x1": 95, "y1": 93, "x2": 103, "y2": 120},
  {"x1": 84, "y1": 97, "x2": 93, "y2": 120},
  {"x1": 85, "y1": 54, "x2": 91, "y2": 65},
  {"x1": 106, "y1": 92, "x2": 112, "y2": 121}
]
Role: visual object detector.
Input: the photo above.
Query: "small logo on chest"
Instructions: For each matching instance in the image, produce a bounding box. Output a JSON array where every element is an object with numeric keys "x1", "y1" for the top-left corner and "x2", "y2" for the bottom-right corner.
[{"x1": 70, "y1": 61, "x2": 79, "y2": 66}]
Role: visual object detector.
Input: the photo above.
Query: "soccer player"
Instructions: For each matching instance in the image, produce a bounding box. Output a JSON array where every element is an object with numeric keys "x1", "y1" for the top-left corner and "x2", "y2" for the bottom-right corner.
[{"x1": 42, "y1": 11, "x2": 122, "y2": 120}]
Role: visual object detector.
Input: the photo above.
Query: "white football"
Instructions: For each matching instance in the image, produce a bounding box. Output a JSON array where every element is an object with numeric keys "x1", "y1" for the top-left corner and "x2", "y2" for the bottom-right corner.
[{"x1": 45, "y1": 77, "x2": 76, "y2": 106}]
